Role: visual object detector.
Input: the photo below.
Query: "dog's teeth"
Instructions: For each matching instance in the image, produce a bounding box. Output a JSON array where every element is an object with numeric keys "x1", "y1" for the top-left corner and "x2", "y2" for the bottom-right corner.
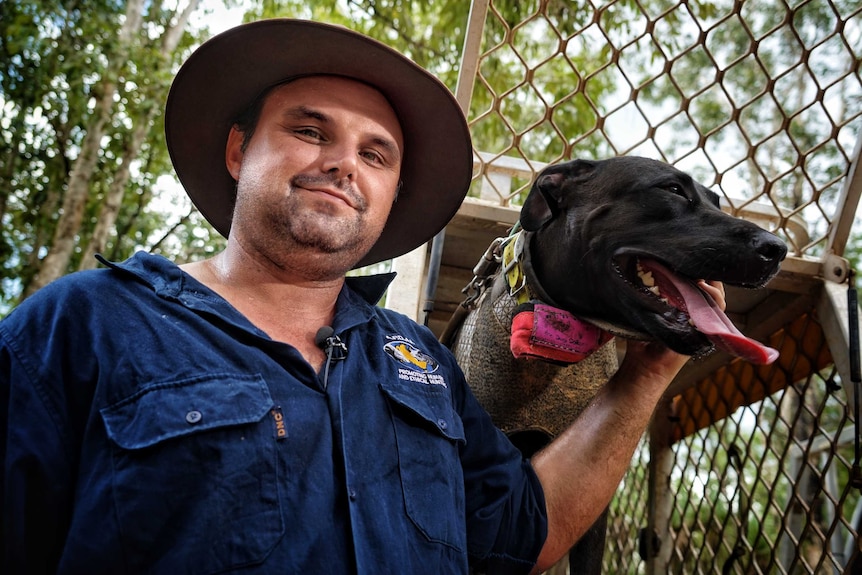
[
  {"x1": 635, "y1": 263, "x2": 664, "y2": 299},
  {"x1": 637, "y1": 269, "x2": 655, "y2": 287}
]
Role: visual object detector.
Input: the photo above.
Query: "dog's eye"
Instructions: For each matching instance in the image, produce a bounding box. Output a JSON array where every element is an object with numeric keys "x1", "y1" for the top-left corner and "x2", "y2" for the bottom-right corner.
[{"x1": 666, "y1": 184, "x2": 688, "y2": 199}]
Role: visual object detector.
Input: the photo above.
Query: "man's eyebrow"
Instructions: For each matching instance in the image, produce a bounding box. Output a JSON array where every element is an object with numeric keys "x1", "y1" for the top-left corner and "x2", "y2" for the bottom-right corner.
[{"x1": 284, "y1": 105, "x2": 330, "y2": 123}]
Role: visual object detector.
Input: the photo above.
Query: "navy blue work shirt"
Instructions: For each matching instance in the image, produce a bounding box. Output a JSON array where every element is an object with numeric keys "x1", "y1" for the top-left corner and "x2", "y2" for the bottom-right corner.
[{"x1": 0, "y1": 252, "x2": 547, "y2": 574}]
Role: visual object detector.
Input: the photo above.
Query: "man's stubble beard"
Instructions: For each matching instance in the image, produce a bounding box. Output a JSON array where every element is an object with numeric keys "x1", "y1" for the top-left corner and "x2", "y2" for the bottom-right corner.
[{"x1": 247, "y1": 188, "x2": 387, "y2": 278}]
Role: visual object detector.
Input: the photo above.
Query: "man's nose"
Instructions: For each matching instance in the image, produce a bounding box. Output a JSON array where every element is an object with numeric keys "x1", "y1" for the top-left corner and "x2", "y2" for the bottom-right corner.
[{"x1": 320, "y1": 142, "x2": 357, "y2": 181}]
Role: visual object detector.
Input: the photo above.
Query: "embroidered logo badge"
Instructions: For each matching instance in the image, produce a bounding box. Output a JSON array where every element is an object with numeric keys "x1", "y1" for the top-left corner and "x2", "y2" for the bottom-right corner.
[{"x1": 384, "y1": 335, "x2": 446, "y2": 387}]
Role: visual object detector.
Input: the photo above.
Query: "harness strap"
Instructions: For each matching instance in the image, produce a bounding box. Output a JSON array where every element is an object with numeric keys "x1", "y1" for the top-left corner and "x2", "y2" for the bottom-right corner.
[
  {"x1": 443, "y1": 228, "x2": 612, "y2": 365},
  {"x1": 502, "y1": 230, "x2": 612, "y2": 363},
  {"x1": 502, "y1": 231, "x2": 529, "y2": 303},
  {"x1": 510, "y1": 302, "x2": 614, "y2": 364}
]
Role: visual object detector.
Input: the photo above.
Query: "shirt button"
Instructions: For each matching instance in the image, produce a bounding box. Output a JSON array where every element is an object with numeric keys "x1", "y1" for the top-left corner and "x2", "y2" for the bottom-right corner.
[
  {"x1": 348, "y1": 489, "x2": 357, "y2": 501},
  {"x1": 437, "y1": 419, "x2": 448, "y2": 430},
  {"x1": 186, "y1": 410, "x2": 202, "y2": 424}
]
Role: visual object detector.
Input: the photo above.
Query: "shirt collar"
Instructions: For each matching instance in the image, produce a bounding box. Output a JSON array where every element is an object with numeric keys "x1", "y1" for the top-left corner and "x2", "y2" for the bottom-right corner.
[
  {"x1": 99, "y1": 252, "x2": 398, "y2": 325},
  {"x1": 345, "y1": 272, "x2": 397, "y2": 305}
]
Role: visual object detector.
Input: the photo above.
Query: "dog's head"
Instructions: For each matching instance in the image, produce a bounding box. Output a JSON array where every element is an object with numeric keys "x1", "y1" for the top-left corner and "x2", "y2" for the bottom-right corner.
[{"x1": 519, "y1": 157, "x2": 787, "y2": 360}]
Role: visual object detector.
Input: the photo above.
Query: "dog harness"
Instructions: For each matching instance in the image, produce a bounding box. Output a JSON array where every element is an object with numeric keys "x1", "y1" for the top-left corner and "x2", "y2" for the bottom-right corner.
[{"x1": 500, "y1": 230, "x2": 613, "y2": 364}]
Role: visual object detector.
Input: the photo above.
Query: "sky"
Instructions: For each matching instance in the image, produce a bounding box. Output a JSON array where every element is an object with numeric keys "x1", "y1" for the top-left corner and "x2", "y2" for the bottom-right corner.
[{"x1": 188, "y1": 0, "x2": 249, "y2": 35}]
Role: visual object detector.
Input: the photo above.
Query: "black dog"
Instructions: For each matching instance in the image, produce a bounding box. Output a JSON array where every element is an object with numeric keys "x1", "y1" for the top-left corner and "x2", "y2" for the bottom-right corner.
[
  {"x1": 448, "y1": 157, "x2": 787, "y2": 574},
  {"x1": 519, "y1": 157, "x2": 786, "y2": 359}
]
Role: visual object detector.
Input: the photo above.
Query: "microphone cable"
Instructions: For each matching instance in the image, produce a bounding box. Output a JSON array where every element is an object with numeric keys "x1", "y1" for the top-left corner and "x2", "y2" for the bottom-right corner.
[{"x1": 315, "y1": 326, "x2": 348, "y2": 390}]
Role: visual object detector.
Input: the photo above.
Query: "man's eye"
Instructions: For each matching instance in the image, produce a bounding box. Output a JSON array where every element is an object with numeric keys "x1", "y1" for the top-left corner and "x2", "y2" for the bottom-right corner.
[
  {"x1": 361, "y1": 150, "x2": 384, "y2": 164},
  {"x1": 294, "y1": 128, "x2": 322, "y2": 139}
]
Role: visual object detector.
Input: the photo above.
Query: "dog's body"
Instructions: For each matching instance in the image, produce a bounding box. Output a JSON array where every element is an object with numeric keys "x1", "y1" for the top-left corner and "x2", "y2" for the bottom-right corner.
[
  {"x1": 447, "y1": 157, "x2": 787, "y2": 574},
  {"x1": 452, "y1": 275, "x2": 618, "y2": 444}
]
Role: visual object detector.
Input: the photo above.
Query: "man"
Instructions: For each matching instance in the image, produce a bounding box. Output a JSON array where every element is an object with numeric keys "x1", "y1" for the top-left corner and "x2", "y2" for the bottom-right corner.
[{"x1": 0, "y1": 19, "x2": 721, "y2": 574}]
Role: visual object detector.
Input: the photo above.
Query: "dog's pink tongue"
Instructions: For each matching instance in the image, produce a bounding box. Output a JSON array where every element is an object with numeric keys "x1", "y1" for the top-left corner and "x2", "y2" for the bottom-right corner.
[{"x1": 642, "y1": 260, "x2": 779, "y2": 365}]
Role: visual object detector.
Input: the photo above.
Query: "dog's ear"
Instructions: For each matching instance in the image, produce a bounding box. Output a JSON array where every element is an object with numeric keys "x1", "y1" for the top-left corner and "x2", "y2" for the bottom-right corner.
[
  {"x1": 520, "y1": 172, "x2": 563, "y2": 231},
  {"x1": 520, "y1": 160, "x2": 595, "y2": 231},
  {"x1": 700, "y1": 185, "x2": 721, "y2": 209}
]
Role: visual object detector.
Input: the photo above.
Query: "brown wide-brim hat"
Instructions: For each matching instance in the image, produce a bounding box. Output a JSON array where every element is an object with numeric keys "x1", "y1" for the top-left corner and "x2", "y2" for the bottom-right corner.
[{"x1": 165, "y1": 19, "x2": 473, "y2": 267}]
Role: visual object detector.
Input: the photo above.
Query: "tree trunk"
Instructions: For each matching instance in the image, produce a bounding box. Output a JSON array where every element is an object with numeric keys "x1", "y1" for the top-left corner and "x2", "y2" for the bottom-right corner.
[
  {"x1": 78, "y1": 115, "x2": 150, "y2": 269},
  {"x1": 78, "y1": 0, "x2": 203, "y2": 270},
  {"x1": 22, "y1": 0, "x2": 146, "y2": 297},
  {"x1": 0, "y1": 116, "x2": 22, "y2": 225}
]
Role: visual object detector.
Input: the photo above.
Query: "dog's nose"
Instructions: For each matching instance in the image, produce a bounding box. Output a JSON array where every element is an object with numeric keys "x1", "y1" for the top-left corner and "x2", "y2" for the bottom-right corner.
[{"x1": 753, "y1": 231, "x2": 788, "y2": 263}]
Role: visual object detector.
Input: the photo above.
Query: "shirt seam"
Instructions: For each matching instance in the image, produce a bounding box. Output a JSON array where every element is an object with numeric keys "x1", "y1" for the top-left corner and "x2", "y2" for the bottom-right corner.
[
  {"x1": 471, "y1": 550, "x2": 538, "y2": 567},
  {"x1": 0, "y1": 325, "x2": 73, "y2": 466}
]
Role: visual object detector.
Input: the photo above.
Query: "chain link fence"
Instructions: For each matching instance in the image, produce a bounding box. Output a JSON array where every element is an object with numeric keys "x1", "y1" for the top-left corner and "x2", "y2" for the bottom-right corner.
[
  {"x1": 454, "y1": 0, "x2": 862, "y2": 572},
  {"x1": 614, "y1": 316, "x2": 858, "y2": 573},
  {"x1": 466, "y1": 0, "x2": 860, "y2": 257}
]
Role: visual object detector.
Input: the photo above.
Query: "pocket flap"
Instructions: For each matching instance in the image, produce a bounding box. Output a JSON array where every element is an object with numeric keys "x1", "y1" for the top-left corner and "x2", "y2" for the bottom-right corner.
[
  {"x1": 101, "y1": 374, "x2": 273, "y2": 450},
  {"x1": 379, "y1": 379, "x2": 465, "y2": 443}
]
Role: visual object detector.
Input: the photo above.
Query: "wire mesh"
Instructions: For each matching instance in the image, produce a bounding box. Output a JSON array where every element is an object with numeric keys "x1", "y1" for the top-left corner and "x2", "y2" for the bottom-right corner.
[
  {"x1": 459, "y1": 0, "x2": 862, "y2": 572},
  {"x1": 605, "y1": 311, "x2": 860, "y2": 573},
  {"x1": 664, "y1": 332, "x2": 854, "y2": 573},
  {"x1": 467, "y1": 0, "x2": 861, "y2": 257}
]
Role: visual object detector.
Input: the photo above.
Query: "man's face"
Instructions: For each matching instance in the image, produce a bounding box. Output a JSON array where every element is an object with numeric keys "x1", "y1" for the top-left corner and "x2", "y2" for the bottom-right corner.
[{"x1": 225, "y1": 75, "x2": 404, "y2": 274}]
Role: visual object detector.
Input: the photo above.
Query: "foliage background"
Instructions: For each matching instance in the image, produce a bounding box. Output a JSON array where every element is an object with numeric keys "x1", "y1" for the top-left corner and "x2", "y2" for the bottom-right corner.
[
  {"x1": 3, "y1": 1, "x2": 862, "y2": 572},
  {"x1": 1, "y1": 0, "x2": 860, "y2": 314}
]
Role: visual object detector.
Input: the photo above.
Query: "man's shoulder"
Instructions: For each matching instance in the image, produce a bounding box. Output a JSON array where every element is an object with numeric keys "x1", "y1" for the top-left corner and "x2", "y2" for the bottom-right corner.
[
  {"x1": 372, "y1": 305, "x2": 440, "y2": 341},
  {"x1": 2, "y1": 252, "x2": 170, "y2": 328}
]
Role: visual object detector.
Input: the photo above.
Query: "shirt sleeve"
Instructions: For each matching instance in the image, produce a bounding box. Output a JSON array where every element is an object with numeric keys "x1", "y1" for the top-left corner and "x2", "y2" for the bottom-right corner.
[
  {"x1": 0, "y1": 318, "x2": 75, "y2": 574},
  {"x1": 451, "y1": 362, "x2": 549, "y2": 574}
]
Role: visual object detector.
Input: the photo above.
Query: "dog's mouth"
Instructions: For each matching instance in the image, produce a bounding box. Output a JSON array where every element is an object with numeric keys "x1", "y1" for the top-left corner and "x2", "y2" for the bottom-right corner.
[{"x1": 616, "y1": 256, "x2": 778, "y2": 364}]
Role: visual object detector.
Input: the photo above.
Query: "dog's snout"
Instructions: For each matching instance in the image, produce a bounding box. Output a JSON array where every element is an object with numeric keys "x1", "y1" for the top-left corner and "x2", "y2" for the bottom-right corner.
[{"x1": 753, "y1": 231, "x2": 787, "y2": 263}]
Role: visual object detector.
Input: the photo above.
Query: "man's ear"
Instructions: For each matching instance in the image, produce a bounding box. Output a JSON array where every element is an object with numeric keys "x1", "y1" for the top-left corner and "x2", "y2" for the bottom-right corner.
[
  {"x1": 520, "y1": 172, "x2": 564, "y2": 231},
  {"x1": 225, "y1": 126, "x2": 245, "y2": 180}
]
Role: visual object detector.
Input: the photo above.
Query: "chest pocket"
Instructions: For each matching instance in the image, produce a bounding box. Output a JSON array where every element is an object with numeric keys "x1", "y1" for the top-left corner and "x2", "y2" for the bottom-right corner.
[
  {"x1": 379, "y1": 378, "x2": 467, "y2": 551},
  {"x1": 100, "y1": 373, "x2": 281, "y2": 574}
]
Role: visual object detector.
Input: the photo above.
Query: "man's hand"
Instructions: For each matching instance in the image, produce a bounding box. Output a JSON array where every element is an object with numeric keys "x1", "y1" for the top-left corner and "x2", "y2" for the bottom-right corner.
[
  {"x1": 699, "y1": 279, "x2": 726, "y2": 310},
  {"x1": 613, "y1": 339, "x2": 689, "y2": 394}
]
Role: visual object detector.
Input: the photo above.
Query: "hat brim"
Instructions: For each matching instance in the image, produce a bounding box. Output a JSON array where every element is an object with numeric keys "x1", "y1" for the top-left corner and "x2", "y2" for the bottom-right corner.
[{"x1": 165, "y1": 19, "x2": 473, "y2": 268}]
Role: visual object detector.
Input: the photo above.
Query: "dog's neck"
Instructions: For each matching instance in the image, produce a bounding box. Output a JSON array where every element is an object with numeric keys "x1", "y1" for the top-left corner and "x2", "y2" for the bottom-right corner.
[
  {"x1": 504, "y1": 230, "x2": 652, "y2": 343},
  {"x1": 501, "y1": 231, "x2": 613, "y2": 363},
  {"x1": 501, "y1": 230, "x2": 562, "y2": 307}
]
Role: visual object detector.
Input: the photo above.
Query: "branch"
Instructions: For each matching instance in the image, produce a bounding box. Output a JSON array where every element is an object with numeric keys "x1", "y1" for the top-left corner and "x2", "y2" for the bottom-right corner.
[{"x1": 149, "y1": 209, "x2": 194, "y2": 253}]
